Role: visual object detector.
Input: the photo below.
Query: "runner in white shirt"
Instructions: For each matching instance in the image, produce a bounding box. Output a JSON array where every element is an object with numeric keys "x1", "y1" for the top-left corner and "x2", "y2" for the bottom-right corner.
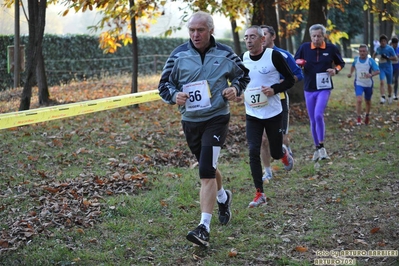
[
  {"x1": 347, "y1": 44, "x2": 380, "y2": 125},
  {"x1": 241, "y1": 25, "x2": 295, "y2": 208}
]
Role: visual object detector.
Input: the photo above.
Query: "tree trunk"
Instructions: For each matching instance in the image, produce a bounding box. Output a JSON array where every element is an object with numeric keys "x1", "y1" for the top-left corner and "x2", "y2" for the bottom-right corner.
[
  {"x1": 288, "y1": 37, "x2": 294, "y2": 55},
  {"x1": 376, "y1": 0, "x2": 393, "y2": 37},
  {"x1": 19, "y1": 0, "x2": 46, "y2": 111},
  {"x1": 37, "y1": 49, "x2": 50, "y2": 105},
  {"x1": 230, "y1": 19, "x2": 242, "y2": 56},
  {"x1": 278, "y1": 7, "x2": 287, "y2": 50},
  {"x1": 378, "y1": 2, "x2": 385, "y2": 36},
  {"x1": 377, "y1": 0, "x2": 393, "y2": 36},
  {"x1": 302, "y1": 0, "x2": 328, "y2": 43},
  {"x1": 288, "y1": 80, "x2": 305, "y2": 104},
  {"x1": 370, "y1": 1, "x2": 375, "y2": 52},
  {"x1": 363, "y1": 7, "x2": 369, "y2": 45},
  {"x1": 385, "y1": 1, "x2": 394, "y2": 37},
  {"x1": 290, "y1": 0, "x2": 327, "y2": 104},
  {"x1": 129, "y1": 0, "x2": 139, "y2": 109},
  {"x1": 342, "y1": 38, "x2": 351, "y2": 58},
  {"x1": 252, "y1": 0, "x2": 280, "y2": 47}
]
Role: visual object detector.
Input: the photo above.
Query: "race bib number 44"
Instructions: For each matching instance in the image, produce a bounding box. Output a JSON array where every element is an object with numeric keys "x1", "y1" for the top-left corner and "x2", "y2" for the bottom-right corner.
[
  {"x1": 244, "y1": 86, "x2": 268, "y2": 108},
  {"x1": 316, "y1": 72, "x2": 332, "y2": 90},
  {"x1": 182, "y1": 80, "x2": 212, "y2": 111}
]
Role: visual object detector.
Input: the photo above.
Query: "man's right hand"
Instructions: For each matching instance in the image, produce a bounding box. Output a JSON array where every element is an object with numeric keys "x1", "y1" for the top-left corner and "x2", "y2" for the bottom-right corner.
[{"x1": 176, "y1": 92, "x2": 189, "y2": 106}]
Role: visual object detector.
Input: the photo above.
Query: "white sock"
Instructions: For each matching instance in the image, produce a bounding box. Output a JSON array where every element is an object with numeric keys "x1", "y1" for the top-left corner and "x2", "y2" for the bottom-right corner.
[
  {"x1": 200, "y1": 213, "x2": 212, "y2": 232},
  {"x1": 264, "y1": 166, "x2": 272, "y2": 173},
  {"x1": 216, "y1": 187, "x2": 227, "y2": 204}
]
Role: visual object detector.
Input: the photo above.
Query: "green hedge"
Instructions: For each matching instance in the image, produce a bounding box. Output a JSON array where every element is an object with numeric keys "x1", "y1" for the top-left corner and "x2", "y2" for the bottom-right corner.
[{"x1": 0, "y1": 34, "x2": 244, "y2": 91}]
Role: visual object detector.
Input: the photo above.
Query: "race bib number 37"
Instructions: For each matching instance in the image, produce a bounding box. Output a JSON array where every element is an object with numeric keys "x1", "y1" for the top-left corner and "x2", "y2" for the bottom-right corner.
[
  {"x1": 182, "y1": 80, "x2": 212, "y2": 111},
  {"x1": 244, "y1": 86, "x2": 268, "y2": 108}
]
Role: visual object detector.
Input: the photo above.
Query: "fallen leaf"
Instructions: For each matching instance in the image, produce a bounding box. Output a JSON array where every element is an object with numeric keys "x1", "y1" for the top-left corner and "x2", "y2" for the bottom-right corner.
[
  {"x1": 370, "y1": 227, "x2": 380, "y2": 234},
  {"x1": 283, "y1": 210, "x2": 295, "y2": 216},
  {"x1": 295, "y1": 246, "x2": 308, "y2": 252},
  {"x1": 83, "y1": 200, "x2": 91, "y2": 206},
  {"x1": 192, "y1": 254, "x2": 201, "y2": 260},
  {"x1": 52, "y1": 139, "x2": 63, "y2": 147},
  {"x1": 229, "y1": 248, "x2": 238, "y2": 257},
  {"x1": 0, "y1": 240, "x2": 9, "y2": 248},
  {"x1": 272, "y1": 165, "x2": 280, "y2": 171},
  {"x1": 27, "y1": 155, "x2": 39, "y2": 161},
  {"x1": 24, "y1": 232, "x2": 34, "y2": 237},
  {"x1": 43, "y1": 187, "x2": 59, "y2": 194},
  {"x1": 354, "y1": 239, "x2": 368, "y2": 245},
  {"x1": 377, "y1": 241, "x2": 386, "y2": 247}
]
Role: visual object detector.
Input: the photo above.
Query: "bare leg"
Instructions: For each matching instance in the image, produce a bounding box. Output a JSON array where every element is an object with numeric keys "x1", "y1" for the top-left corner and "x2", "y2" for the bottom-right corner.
[
  {"x1": 380, "y1": 80, "x2": 385, "y2": 96},
  {"x1": 365, "y1": 100, "x2": 371, "y2": 114},
  {"x1": 356, "y1": 95, "x2": 363, "y2": 116},
  {"x1": 260, "y1": 130, "x2": 271, "y2": 168},
  {"x1": 200, "y1": 178, "x2": 217, "y2": 214},
  {"x1": 215, "y1": 168, "x2": 222, "y2": 190},
  {"x1": 283, "y1": 134, "x2": 290, "y2": 148},
  {"x1": 387, "y1": 84, "x2": 393, "y2": 97}
]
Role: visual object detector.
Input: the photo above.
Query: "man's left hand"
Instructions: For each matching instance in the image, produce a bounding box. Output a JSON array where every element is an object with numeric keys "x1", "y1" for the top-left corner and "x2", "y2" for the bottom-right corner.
[{"x1": 327, "y1": 68, "x2": 336, "y2": 76}]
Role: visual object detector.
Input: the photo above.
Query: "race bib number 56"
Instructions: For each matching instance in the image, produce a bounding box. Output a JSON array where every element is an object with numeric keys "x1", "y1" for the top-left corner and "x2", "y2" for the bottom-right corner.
[{"x1": 182, "y1": 80, "x2": 211, "y2": 111}]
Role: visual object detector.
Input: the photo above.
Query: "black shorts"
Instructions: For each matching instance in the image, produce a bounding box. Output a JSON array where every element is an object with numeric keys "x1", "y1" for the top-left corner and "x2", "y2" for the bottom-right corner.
[{"x1": 181, "y1": 114, "x2": 230, "y2": 178}]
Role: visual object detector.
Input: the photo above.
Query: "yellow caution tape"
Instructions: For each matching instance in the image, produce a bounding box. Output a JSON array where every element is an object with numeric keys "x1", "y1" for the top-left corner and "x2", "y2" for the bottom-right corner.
[{"x1": 0, "y1": 90, "x2": 161, "y2": 130}]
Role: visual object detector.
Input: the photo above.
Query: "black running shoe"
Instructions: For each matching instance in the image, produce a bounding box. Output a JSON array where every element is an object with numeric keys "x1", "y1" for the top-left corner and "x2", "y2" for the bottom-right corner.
[
  {"x1": 186, "y1": 224, "x2": 209, "y2": 247},
  {"x1": 217, "y1": 190, "x2": 232, "y2": 225}
]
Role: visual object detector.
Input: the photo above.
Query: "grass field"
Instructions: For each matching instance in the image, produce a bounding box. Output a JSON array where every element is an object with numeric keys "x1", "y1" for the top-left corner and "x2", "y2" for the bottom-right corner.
[{"x1": 0, "y1": 67, "x2": 398, "y2": 266}]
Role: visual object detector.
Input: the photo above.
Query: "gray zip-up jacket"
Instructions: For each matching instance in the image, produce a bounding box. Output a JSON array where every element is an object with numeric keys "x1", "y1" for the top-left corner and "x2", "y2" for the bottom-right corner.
[{"x1": 158, "y1": 36, "x2": 250, "y2": 122}]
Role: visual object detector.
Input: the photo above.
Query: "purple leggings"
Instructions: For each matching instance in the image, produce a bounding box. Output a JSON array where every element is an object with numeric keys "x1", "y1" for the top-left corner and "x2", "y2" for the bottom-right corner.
[{"x1": 304, "y1": 90, "x2": 331, "y2": 147}]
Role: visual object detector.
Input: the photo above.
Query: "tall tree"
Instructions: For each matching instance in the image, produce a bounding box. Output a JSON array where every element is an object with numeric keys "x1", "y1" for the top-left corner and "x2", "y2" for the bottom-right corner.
[
  {"x1": 129, "y1": 0, "x2": 138, "y2": 100},
  {"x1": 19, "y1": 0, "x2": 47, "y2": 110},
  {"x1": 302, "y1": 0, "x2": 328, "y2": 43},
  {"x1": 64, "y1": 0, "x2": 163, "y2": 96},
  {"x1": 221, "y1": 0, "x2": 251, "y2": 55},
  {"x1": 363, "y1": 0, "x2": 398, "y2": 50},
  {"x1": 328, "y1": 0, "x2": 364, "y2": 57},
  {"x1": 230, "y1": 20, "x2": 242, "y2": 55},
  {"x1": 178, "y1": 0, "x2": 250, "y2": 55},
  {"x1": 369, "y1": 2, "x2": 375, "y2": 52},
  {"x1": 252, "y1": 0, "x2": 302, "y2": 103},
  {"x1": 36, "y1": 47, "x2": 50, "y2": 104},
  {"x1": 277, "y1": 7, "x2": 288, "y2": 50},
  {"x1": 363, "y1": 3, "x2": 369, "y2": 45},
  {"x1": 251, "y1": 0, "x2": 280, "y2": 47},
  {"x1": 4, "y1": 0, "x2": 51, "y2": 109},
  {"x1": 377, "y1": 0, "x2": 393, "y2": 37},
  {"x1": 277, "y1": 0, "x2": 306, "y2": 53}
]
